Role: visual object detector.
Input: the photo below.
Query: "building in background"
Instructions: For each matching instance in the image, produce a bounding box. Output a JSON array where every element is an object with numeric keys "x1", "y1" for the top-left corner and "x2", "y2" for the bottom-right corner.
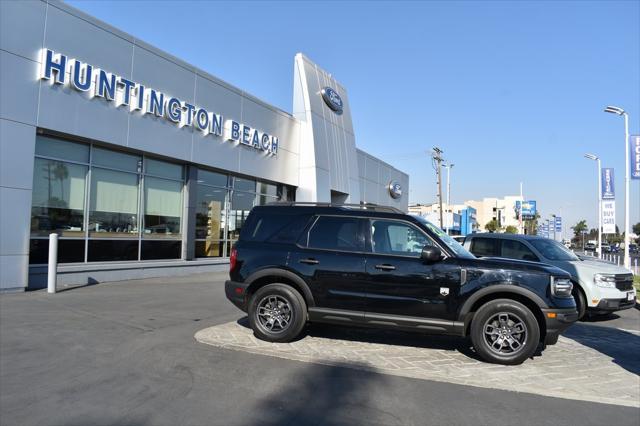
[
  {"x1": 0, "y1": 1, "x2": 408, "y2": 291},
  {"x1": 464, "y1": 196, "x2": 523, "y2": 232}
]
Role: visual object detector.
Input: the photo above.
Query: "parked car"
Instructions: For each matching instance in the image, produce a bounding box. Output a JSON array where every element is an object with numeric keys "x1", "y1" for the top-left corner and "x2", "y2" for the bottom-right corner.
[
  {"x1": 463, "y1": 233, "x2": 636, "y2": 319},
  {"x1": 225, "y1": 203, "x2": 578, "y2": 365},
  {"x1": 584, "y1": 242, "x2": 597, "y2": 252},
  {"x1": 629, "y1": 244, "x2": 638, "y2": 255},
  {"x1": 600, "y1": 243, "x2": 611, "y2": 253}
]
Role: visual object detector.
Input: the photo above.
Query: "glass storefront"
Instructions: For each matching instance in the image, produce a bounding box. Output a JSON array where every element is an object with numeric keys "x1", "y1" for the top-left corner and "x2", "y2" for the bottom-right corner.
[
  {"x1": 194, "y1": 173, "x2": 280, "y2": 258},
  {"x1": 29, "y1": 134, "x2": 291, "y2": 264}
]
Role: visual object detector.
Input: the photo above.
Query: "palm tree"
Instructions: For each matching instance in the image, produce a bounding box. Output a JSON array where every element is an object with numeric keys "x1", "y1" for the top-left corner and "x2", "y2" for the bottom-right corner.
[{"x1": 52, "y1": 162, "x2": 69, "y2": 202}]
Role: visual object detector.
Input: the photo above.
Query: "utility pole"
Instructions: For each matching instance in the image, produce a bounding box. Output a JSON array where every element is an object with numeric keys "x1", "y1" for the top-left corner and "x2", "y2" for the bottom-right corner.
[{"x1": 432, "y1": 147, "x2": 445, "y2": 230}]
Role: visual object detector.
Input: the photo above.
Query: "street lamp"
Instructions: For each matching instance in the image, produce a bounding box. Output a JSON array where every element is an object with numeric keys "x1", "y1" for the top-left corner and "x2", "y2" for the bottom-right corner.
[
  {"x1": 444, "y1": 163, "x2": 455, "y2": 234},
  {"x1": 604, "y1": 105, "x2": 630, "y2": 269},
  {"x1": 584, "y1": 153, "x2": 602, "y2": 258}
]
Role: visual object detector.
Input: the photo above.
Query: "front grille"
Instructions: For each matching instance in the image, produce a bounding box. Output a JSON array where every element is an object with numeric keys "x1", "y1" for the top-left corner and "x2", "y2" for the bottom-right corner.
[{"x1": 615, "y1": 274, "x2": 634, "y2": 291}]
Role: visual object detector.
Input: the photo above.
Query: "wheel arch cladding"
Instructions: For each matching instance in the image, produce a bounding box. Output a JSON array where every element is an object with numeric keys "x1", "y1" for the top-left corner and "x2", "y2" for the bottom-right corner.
[
  {"x1": 245, "y1": 268, "x2": 315, "y2": 307},
  {"x1": 461, "y1": 289, "x2": 546, "y2": 341}
]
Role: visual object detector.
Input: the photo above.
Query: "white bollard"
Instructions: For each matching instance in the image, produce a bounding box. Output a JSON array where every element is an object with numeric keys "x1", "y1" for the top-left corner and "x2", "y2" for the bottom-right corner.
[{"x1": 47, "y1": 233, "x2": 58, "y2": 294}]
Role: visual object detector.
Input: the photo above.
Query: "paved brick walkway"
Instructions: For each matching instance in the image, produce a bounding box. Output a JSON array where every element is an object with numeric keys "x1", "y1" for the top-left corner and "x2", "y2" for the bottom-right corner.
[{"x1": 195, "y1": 320, "x2": 640, "y2": 408}]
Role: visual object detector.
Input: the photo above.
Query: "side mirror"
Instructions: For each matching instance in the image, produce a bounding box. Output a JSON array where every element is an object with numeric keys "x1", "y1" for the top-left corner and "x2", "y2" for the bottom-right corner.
[{"x1": 421, "y1": 246, "x2": 442, "y2": 263}]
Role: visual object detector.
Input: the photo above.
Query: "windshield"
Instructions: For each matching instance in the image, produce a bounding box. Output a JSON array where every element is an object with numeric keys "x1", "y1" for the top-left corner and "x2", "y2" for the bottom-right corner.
[
  {"x1": 529, "y1": 238, "x2": 579, "y2": 261},
  {"x1": 414, "y1": 216, "x2": 475, "y2": 259}
]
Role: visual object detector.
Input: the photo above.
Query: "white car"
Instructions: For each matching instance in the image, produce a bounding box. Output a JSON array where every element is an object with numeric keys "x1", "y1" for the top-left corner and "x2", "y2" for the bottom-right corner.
[{"x1": 463, "y1": 234, "x2": 636, "y2": 319}]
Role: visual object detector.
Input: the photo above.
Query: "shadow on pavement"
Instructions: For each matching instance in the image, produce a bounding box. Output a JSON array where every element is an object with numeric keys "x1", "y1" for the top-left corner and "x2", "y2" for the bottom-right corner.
[
  {"x1": 582, "y1": 313, "x2": 621, "y2": 322},
  {"x1": 564, "y1": 323, "x2": 640, "y2": 376},
  {"x1": 242, "y1": 360, "x2": 400, "y2": 426}
]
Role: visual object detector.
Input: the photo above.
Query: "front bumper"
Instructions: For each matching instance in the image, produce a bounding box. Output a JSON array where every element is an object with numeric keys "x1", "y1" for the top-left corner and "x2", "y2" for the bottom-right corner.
[
  {"x1": 541, "y1": 308, "x2": 579, "y2": 345},
  {"x1": 225, "y1": 280, "x2": 250, "y2": 312},
  {"x1": 591, "y1": 295, "x2": 636, "y2": 313}
]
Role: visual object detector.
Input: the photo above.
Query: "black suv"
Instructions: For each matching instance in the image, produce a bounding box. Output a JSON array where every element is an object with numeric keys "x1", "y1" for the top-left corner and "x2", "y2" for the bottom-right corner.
[{"x1": 225, "y1": 204, "x2": 578, "y2": 365}]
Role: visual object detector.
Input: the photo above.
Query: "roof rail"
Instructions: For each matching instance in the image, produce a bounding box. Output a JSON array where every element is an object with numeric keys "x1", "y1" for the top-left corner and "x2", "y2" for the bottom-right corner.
[{"x1": 265, "y1": 202, "x2": 404, "y2": 214}]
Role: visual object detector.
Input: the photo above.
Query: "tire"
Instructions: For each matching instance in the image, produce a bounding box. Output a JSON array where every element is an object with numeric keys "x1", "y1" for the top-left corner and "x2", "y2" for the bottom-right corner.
[
  {"x1": 470, "y1": 299, "x2": 540, "y2": 365},
  {"x1": 248, "y1": 283, "x2": 307, "y2": 343},
  {"x1": 572, "y1": 286, "x2": 587, "y2": 320}
]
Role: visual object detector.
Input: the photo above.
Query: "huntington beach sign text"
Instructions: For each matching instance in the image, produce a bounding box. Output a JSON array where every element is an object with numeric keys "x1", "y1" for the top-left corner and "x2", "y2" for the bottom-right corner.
[{"x1": 39, "y1": 49, "x2": 279, "y2": 155}]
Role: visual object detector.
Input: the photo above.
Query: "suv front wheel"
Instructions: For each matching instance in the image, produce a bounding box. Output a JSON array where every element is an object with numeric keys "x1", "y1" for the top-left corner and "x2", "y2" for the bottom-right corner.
[
  {"x1": 248, "y1": 283, "x2": 307, "y2": 343},
  {"x1": 470, "y1": 299, "x2": 540, "y2": 365}
]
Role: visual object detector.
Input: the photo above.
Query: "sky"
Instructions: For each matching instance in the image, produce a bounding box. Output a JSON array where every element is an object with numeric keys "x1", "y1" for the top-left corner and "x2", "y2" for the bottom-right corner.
[{"x1": 67, "y1": 0, "x2": 640, "y2": 237}]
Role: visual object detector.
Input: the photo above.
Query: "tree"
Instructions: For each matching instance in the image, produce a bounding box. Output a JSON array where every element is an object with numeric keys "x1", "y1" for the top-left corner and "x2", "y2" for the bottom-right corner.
[
  {"x1": 633, "y1": 222, "x2": 640, "y2": 235},
  {"x1": 571, "y1": 220, "x2": 588, "y2": 237},
  {"x1": 485, "y1": 219, "x2": 501, "y2": 233},
  {"x1": 504, "y1": 225, "x2": 518, "y2": 234}
]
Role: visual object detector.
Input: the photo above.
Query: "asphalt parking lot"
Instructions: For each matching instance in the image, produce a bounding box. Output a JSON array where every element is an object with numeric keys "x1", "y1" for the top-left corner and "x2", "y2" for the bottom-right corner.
[{"x1": 1, "y1": 272, "x2": 639, "y2": 426}]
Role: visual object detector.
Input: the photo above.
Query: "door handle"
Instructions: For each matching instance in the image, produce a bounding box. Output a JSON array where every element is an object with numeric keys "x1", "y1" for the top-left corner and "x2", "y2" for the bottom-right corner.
[
  {"x1": 375, "y1": 264, "x2": 396, "y2": 271},
  {"x1": 299, "y1": 258, "x2": 319, "y2": 265}
]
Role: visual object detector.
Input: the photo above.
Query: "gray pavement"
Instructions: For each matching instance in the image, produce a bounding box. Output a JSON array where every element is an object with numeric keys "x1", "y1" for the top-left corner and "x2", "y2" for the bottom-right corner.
[{"x1": 1, "y1": 273, "x2": 639, "y2": 426}]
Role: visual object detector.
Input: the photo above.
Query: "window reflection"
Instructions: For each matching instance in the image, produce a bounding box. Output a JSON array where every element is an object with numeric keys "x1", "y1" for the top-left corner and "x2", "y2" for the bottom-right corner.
[
  {"x1": 143, "y1": 176, "x2": 182, "y2": 238},
  {"x1": 89, "y1": 168, "x2": 139, "y2": 237},
  {"x1": 31, "y1": 158, "x2": 86, "y2": 237}
]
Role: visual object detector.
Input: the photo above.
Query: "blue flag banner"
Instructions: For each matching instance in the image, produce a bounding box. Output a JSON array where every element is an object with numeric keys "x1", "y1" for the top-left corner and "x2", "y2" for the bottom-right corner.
[
  {"x1": 601, "y1": 168, "x2": 615, "y2": 199},
  {"x1": 555, "y1": 217, "x2": 562, "y2": 232},
  {"x1": 631, "y1": 135, "x2": 640, "y2": 180}
]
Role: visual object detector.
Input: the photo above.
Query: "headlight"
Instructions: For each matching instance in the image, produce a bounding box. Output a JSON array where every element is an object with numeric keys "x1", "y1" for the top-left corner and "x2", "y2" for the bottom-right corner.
[
  {"x1": 594, "y1": 273, "x2": 616, "y2": 288},
  {"x1": 550, "y1": 276, "x2": 573, "y2": 298}
]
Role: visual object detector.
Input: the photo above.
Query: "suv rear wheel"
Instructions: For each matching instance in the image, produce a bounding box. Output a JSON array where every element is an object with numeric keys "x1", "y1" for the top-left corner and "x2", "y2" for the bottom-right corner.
[
  {"x1": 470, "y1": 299, "x2": 540, "y2": 365},
  {"x1": 248, "y1": 283, "x2": 307, "y2": 343},
  {"x1": 572, "y1": 286, "x2": 586, "y2": 320}
]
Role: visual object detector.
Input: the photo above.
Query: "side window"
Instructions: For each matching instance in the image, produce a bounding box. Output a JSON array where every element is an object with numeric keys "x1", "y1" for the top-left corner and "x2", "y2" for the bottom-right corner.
[
  {"x1": 370, "y1": 220, "x2": 432, "y2": 257},
  {"x1": 307, "y1": 216, "x2": 364, "y2": 251},
  {"x1": 500, "y1": 240, "x2": 539, "y2": 261},
  {"x1": 242, "y1": 213, "x2": 311, "y2": 243},
  {"x1": 470, "y1": 238, "x2": 499, "y2": 257}
]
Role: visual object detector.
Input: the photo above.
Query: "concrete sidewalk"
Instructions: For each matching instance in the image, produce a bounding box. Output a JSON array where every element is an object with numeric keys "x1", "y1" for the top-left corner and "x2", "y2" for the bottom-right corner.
[{"x1": 1, "y1": 273, "x2": 639, "y2": 426}]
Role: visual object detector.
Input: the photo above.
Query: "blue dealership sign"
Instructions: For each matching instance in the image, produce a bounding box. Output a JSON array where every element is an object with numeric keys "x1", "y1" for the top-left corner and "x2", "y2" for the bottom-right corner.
[
  {"x1": 555, "y1": 216, "x2": 562, "y2": 232},
  {"x1": 601, "y1": 168, "x2": 615, "y2": 199},
  {"x1": 631, "y1": 135, "x2": 640, "y2": 180}
]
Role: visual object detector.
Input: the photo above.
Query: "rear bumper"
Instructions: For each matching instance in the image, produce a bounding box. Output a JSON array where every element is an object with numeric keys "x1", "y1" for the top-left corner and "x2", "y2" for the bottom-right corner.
[
  {"x1": 225, "y1": 280, "x2": 250, "y2": 312},
  {"x1": 541, "y1": 308, "x2": 579, "y2": 345}
]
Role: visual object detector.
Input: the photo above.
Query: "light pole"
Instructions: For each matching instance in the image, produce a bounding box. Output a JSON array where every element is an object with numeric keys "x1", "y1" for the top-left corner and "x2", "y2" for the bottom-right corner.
[
  {"x1": 584, "y1": 153, "x2": 602, "y2": 258},
  {"x1": 445, "y1": 163, "x2": 454, "y2": 234},
  {"x1": 604, "y1": 105, "x2": 630, "y2": 269}
]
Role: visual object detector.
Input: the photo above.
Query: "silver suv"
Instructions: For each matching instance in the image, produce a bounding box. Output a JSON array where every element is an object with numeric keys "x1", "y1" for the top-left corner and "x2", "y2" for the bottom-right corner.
[{"x1": 463, "y1": 233, "x2": 636, "y2": 319}]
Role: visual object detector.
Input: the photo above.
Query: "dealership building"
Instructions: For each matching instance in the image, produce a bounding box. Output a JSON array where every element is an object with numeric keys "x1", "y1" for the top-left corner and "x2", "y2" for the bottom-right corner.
[{"x1": 0, "y1": 1, "x2": 408, "y2": 291}]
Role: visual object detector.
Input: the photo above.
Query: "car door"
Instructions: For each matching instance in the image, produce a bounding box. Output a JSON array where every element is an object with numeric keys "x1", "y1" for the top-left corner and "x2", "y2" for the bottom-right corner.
[
  {"x1": 288, "y1": 215, "x2": 369, "y2": 314},
  {"x1": 362, "y1": 218, "x2": 461, "y2": 320}
]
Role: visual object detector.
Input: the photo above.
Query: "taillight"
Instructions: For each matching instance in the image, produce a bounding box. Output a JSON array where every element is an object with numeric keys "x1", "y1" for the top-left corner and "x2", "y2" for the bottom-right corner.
[{"x1": 229, "y1": 247, "x2": 238, "y2": 272}]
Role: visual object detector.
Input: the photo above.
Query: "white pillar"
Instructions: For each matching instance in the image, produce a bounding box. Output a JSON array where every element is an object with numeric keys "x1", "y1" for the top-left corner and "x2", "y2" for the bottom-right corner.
[{"x1": 47, "y1": 233, "x2": 58, "y2": 294}]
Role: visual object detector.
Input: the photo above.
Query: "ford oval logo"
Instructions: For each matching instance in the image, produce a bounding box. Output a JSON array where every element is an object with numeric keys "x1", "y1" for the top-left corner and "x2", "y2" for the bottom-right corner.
[
  {"x1": 321, "y1": 87, "x2": 343, "y2": 115},
  {"x1": 388, "y1": 181, "x2": 402, "y2": 199}
]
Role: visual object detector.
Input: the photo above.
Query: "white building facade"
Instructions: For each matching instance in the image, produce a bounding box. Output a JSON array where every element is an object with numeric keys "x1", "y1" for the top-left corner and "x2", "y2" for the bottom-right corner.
[{"x1": 0, "y1": 0, "x2": 408, "y2": 291}]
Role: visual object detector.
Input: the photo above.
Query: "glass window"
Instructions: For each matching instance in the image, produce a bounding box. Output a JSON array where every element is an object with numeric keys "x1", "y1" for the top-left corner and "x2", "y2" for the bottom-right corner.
[
  {"x1": 195, "y1": 185, "x2": 227, "y2": 240},
  {"x1": 143, "y1": 176, "x2": 182, "y2": 238},
  {"x1": 141, "y1": 240, "x2": 181, "y2": 260},
  {"x1": 198, "y1": 169, "x2": 228, "y2": 187},
  {"x1": 256, "y1": 194, "x2": 278, "y2": 206},
  {"x1": 29, "y1": 239, "x2": 85, "y2": 264},
  {"x1": 228, "y1": 191, "x2": 255, "y2": 240},
  {"x1": 89, "y1": 168, "x2": 139, "y2": 237},
  {"x1": 92, "y1": 147, "x2": 141, "y2": 172},
  {"x1": 195, "y1": 240, "x2": 225, "y2": 258},
  {"x1": 242, "y1": 213, "x2": 312, "y2": 243},
  {"x1": 35, "y1": 136, "x2": 89, "y2": 163},
  {"x1": 145, "y1": 158, "x2": 183, "y2": 180},
  {"x1": 233, "y1": 177, "x2": 256, "y2": 192},
  {"x1": 257, "y1": 182, "x2": 278, "y2": 197},
  {"x1": 500, "y1": 240, "x2": 539, "y2": 261},
  {"x1": 470, "y1": 238, "x2": 500, "y2": 257},
  {"x1": 30, "y1": 158, "x2": 87, "y2": 237},
  {"x1": 88, "y1": 240, "x2": 138, "y2": 261},
  {"x1": 307, "y1": 216, "x2": 363, "y2": 251},
  {"x1": 371, "y1": 220, "x2": 431, "y2": 257},
  {"x1": 529, "y1": 239, "x2": 579, "y2": 261}
]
